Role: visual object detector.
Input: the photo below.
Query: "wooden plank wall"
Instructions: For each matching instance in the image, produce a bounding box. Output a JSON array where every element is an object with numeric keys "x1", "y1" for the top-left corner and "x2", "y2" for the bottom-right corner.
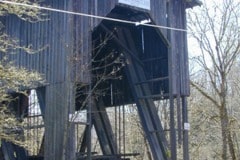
[
  {"x1": 2, "y1": 0, "x2": 189, "y2": 97},
  {"x1": 2, "y1": 1, "x2": 119, "y2": 159},
  {"x1": 4, "y1": 1, "x2": 73, "y2": 85},
  {"x1": 150, "y1": 0, "x2": 168, "y2": 36},
  {"x1": 72, "y1": 0, "x2": 118, "y2": 83},
  {"x1": 39, "y1": 1, "x2": 76, "y2": 160},
  {"x1": 167, "y1": 0, "x2": 190, "y2": 96},
  {"x1": 2, "y1": 0, "x2": 190, "y2": 96},
  {"x1": 3, "y1": 1, "x2": 76, "y2": 160}
]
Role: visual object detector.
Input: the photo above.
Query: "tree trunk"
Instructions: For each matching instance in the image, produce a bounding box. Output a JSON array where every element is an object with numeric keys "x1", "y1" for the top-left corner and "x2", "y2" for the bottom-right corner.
[
  {"x1": 220, "y1": 105, "x2": 236, "y2": 160},
  {"x1": 144, "y1": 137, "x2": 152, "y2": 160},
  {"x1": 220, "y1": 108, "x2": 228, "y2": 160},
  {"x1": 228, "y1": 130, "x2": 236, "y2": 160}
]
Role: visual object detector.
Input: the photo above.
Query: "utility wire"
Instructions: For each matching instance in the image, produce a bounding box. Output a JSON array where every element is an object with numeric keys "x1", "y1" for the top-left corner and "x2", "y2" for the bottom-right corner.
[{"x1": 0, "y1": 0, "x2": 188, "y2": 32}]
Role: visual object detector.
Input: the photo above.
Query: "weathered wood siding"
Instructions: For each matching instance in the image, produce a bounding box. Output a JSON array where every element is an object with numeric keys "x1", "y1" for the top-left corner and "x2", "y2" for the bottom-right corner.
[
  {"x1": 2, "y1": 0, "x2": 187, "y2": 95},
  {"x1": 72, "y1": 0, "x2": 118, "y2": 83},
  {"x1": 3, "y1": 1, "x2": 76, "y2": 160},
  {"x1": 4, "y1": 1, "x2": 73, "y2": 85},
  {"x1": 167, "y1": 0, "x2": 190, "y2": 96}
]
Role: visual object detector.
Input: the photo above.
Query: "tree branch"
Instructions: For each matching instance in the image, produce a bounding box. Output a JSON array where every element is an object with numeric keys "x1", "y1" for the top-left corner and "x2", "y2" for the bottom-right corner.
[{"x1": 190, "y1": 80, "x2": 221, "y2": 108}]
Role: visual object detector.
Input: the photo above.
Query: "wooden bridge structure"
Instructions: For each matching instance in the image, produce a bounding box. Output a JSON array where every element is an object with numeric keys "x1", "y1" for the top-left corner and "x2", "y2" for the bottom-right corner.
[{"x1": 0, "y1": 0, "x2": 201, "y2": 159}]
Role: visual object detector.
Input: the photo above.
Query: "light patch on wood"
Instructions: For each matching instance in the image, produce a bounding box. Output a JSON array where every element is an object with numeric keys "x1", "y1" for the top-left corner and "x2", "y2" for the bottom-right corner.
[{"x1": 119, "y1": 0, "x2": 150, "y2": 10}]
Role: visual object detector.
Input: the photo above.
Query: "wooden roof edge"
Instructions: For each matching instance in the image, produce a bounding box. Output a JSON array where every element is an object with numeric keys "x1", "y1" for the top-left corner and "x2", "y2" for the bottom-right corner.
[{"x1": 185, "y1": 0, "x2": 203, "y2": 9}]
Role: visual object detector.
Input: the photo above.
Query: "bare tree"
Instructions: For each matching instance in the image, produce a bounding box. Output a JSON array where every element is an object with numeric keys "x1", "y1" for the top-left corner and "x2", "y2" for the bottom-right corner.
[{"x1": 188, "y1": 0, "x2": 240, "y2": 159}]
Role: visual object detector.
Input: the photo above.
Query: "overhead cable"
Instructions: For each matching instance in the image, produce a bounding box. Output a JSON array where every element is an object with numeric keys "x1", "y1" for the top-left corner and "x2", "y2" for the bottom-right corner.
[{"x1": 0, "y1": 0, "x2": 188, "y2": 32}]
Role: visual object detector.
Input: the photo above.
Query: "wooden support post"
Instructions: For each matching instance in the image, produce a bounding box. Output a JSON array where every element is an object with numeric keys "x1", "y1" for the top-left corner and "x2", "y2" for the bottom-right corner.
[
  {"x1": 92, "y1": 99, "x2": 118, "y2": 155},
  {"x1": 87, "y1": 93, "x2": 92, "y2": 160},
  {"x1": 182, "y1": 96, "x2": 189, "y2": 160},
  {"x1": 110, "y1": 26, "x2": 169, "y2": 159}
]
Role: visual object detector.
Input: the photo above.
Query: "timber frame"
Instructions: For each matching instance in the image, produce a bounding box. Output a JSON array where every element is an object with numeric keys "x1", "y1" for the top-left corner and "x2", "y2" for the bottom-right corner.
[{"x1": 0, "y1": 0, "x2": 201, "y2": 159}]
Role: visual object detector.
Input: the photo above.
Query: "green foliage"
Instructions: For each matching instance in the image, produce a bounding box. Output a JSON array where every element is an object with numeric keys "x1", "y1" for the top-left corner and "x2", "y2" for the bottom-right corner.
[
  {"x1": 0, "y1": 0, "x2": 46, "y2": 54},
  {"x1": 0, "y1": 105, "x2": 25, "y2": 146},
  {"x1": 0, "y1": 59, "x2": 44, "y2": 101},
  {"x1": 0, "y1": 58, "x2": 44, "y2": 146},
  {"x1": 0, "y1": 0, "x2": 44, "y2": 22},
  {"x1": 0, "y1": 0, "x2": 45, "y2": 146}
]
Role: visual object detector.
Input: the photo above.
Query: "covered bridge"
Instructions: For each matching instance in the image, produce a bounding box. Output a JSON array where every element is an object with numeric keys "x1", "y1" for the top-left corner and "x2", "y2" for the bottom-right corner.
[{"x1": 0, "y1": 0, "x2": 201, "y2": 159}]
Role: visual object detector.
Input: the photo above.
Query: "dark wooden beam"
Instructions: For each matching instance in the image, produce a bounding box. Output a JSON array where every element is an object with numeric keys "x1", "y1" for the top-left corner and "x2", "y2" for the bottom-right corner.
[
  {"x1": 114, "y1": 26, "x2": 169, "y2": 159},
  {"x1": 92, "y1": 99, "x2": 118, "y2": 155}
]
